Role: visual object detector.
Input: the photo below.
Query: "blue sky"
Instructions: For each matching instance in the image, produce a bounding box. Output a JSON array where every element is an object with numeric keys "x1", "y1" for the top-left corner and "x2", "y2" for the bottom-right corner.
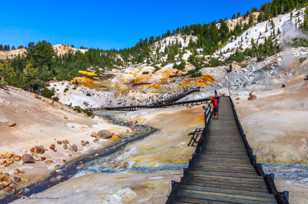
[{"x1": 0, "y1": 0, "x2": 270, "y2": 49}]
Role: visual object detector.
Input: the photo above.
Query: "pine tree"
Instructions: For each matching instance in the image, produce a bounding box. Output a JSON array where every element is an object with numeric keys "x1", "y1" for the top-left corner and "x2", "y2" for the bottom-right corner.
[
  {"x1": 248, "y1": 14, "x2": 254, "y2": 26},
  {"x1": 4, "y1": 45, "x2": 10, "y2": 51},
  {"x1": 304, "y1": 8, "x2": 308, "y2": 31},
  {"x1": 219, "y1": 20, "x2": 230, "y2": 39}
]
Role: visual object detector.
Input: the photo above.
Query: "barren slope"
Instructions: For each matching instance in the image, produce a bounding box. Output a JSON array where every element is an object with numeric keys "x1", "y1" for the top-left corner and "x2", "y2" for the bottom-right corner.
[{"x1": 0, "y1": 86, "x2": 130, "y2": 196}]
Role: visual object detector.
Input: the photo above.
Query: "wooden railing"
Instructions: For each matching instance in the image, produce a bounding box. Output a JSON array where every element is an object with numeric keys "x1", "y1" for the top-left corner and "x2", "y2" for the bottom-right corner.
[
  {"x1": 151, "y1": 87, "x2": 200, "y2": 106},
  {"x1": 90, "y1": 97, "x2": 210, "y2": 111},
  {"x1": 90, "y1": 87, "x2": 203, "y2": 111},
  {"x1": 166, "y1": 104, "x2": 213, "y2": 204}
]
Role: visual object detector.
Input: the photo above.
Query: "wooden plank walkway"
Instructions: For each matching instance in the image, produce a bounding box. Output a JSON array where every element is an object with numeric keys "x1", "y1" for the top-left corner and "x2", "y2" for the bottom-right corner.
[{"x1": 167, "y1": 97, "x2": 281, "y2": 204}]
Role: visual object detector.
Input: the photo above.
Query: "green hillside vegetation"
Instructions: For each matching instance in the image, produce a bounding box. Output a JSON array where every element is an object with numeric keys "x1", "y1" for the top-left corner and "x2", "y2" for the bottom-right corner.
[
  {"x1": 118, "y1": 0, "x2": 306, "y2": 64},
  {"x1": 228, "y1": 37, "x2": 280, "y2": 62},
  {"x1": 304, "y1": 5, "x2": 308, "y2": 31},
  {"x1": 0, "y1": 41, "x2": 122, "y2": 94},
  {"x1": 0, "y1": 0, "x2": 307, "y2": 94}
]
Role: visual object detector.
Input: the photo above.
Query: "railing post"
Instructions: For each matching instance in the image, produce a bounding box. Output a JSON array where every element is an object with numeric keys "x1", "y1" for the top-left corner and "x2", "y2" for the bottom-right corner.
[
  {"x1": 270, "y1": 173, "x2": 275, "y2": 181},
  {"x1": 204, "y1": 108, "x2": 207, "y2": 127},
  {"x1": 280, "y1": 191, "x2": 289, "y2": 203}
]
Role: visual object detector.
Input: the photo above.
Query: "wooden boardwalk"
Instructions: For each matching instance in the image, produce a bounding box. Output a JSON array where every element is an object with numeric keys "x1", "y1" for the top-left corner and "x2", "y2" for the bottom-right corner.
[{"x1": 167, "y1": 97, "x2": 288, "y2": 204}]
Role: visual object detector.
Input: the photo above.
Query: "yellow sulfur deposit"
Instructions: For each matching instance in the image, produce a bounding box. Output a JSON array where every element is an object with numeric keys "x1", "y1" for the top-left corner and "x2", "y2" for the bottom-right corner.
[
  {"x1": 112, "y1": 83, "x2": 130, "y2": 95},
  {"x1": 181, "y1": 74, "x2": 215, "y2": 88},
  {"x1": 132, "y1": 75, "x2": 152, "y2": 86},
  {"x1": 158, "y1": 69, "x2": 183, "y2": 81},
  {"x1": 111, "y1": 134, "x2": 121, "y2": 142},
  {"x1": 71, "y1": 70, "x2": 99, "y2": 88},
  {"x1": 143, "y1": 83, "x2": 161, "y2": 90},
  {"x1": 78, "y1": 70, "x2": 97, "y2": 78},
  {"x1": 71, "y1": 77, "x2": 95, "y2": 87}
]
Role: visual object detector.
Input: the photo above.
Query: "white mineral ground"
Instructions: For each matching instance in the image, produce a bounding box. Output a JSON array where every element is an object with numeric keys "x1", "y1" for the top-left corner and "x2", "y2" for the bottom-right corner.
[
  {"x1": 234, "y1": 77, "x2": 308, "y2": 204},
  {"x1": 13, "y1": 105, "x2": 204, "y2": 204}
]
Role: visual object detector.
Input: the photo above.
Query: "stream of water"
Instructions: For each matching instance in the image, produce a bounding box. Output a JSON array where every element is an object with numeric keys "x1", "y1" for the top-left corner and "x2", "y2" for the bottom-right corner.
[
  {"x1": 263, "y1": 163, "x2": 308, "y2": 184},
  {"x1": 73, "y1": 144, "x2": 187, "y2": 178}
]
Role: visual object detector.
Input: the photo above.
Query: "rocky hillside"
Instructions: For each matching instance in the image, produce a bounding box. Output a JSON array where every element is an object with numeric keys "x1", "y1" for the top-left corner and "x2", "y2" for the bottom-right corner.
[
  {"x1": 115, "y1": 1, "x2": 308, "y2": 67},
  {"x1": 1, "y1": 1, "x2": 306, "y2": 68},
  {"x1": 0, "y1": 0, "x2": 307, "y2": 98},
  {"x1": 0, "y1": 48, "x2": 27, "y2": 60},
  {"x1": 0, "y1": 44, "x2": 87, "y2": 60},
  {"x1": 53, "y1": 44, "x2": 88, "y2": 56},
  {"x1": 214, "y1": 8, "x2": 306, "y2": 59}
]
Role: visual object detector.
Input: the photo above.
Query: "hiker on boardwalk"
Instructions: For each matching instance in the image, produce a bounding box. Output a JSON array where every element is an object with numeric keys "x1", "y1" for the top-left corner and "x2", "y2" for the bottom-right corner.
[
  {"x1": 214, "y1": 89, "x2": 220, "y2": 103},
  {"x1": 210, "y1": 95, "x2": 219, "y2": 120}
]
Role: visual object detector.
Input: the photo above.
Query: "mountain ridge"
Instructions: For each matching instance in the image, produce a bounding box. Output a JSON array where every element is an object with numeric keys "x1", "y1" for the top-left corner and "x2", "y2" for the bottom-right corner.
[{"x1": 0, "y1": 44, "x2": 87, "y2": 60}]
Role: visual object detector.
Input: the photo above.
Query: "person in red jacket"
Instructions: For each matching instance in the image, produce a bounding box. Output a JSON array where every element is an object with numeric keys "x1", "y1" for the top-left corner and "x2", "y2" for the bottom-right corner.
[{"x1": 210, "y1": 96, "x2": 219, "y2": 119}]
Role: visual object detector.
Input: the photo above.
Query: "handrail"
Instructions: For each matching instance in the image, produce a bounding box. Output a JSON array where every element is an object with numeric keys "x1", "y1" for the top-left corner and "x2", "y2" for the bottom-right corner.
[
  {"x1": 166, "y1": 104, "x2": 213, "y2": 204},
  {"x1": 90, "y1": 97, "x2": 210, "y2": 111},
  {"x1": 229, "y1": 97, "x2": 289, "y2": 204},
  {"x1": 151, "y1": 87, "x2": 200, "y2": 106}
]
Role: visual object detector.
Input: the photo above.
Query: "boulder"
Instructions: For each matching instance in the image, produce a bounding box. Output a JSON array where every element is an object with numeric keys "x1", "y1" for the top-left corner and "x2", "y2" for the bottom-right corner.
[
  {"x1": 69, "y1": 144, "x2": 78, "y2": 152},
  {"x1": 0, "y1": 183, "x2": 5, "y2": 190},
  {"x1": 62, "y1": 140, "x2": 69, "y2": 145},
  {"x1": 4, "y1": 185, "x2": 15, "y2": 193},
  {"x1": 13, "y1": 176, "x2": 21, "y2": 183},
  {"x1": 248, "y1": 92, "x2": 257, "y2": 101},
  {"x1": 14, "y1": 169, "x2": 24, "y2": 176},
  {"x1": 0, "y1": 173, "x2": 11, "y2": 184},
  {"x1": 49, "y1": 144, "x2": 57, "y2": 152},
  {"x1": 63, "y1": 144, "x2": 68, "y2": 150},
  {"x1": 22, "y1": 154, "x2": 35, "y2": 164},
  {"x1": 30, "y1": 146, "x2": 45, "y2": 154},
  {"x1": 13, "y1": 155, "x2": 21, "y2": 162},
  {"x1": 45, "y1": 160, "x2": 53, "y2": 164},
  {"x1": 8, "y1": 122, "x2": 16, "y2": 127},
  {"x1": 81, "y1": 140, "x2": 89, "y2": 146},
  {"x1": 2, "y1": 159, "x2": 14, "y2": 167},
  {"x1": 91, "y1": 130, "x2": 113, "y2": 139},
  {"x1": 0, "y1": 174, "x2": 14, "y2": 190}
]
